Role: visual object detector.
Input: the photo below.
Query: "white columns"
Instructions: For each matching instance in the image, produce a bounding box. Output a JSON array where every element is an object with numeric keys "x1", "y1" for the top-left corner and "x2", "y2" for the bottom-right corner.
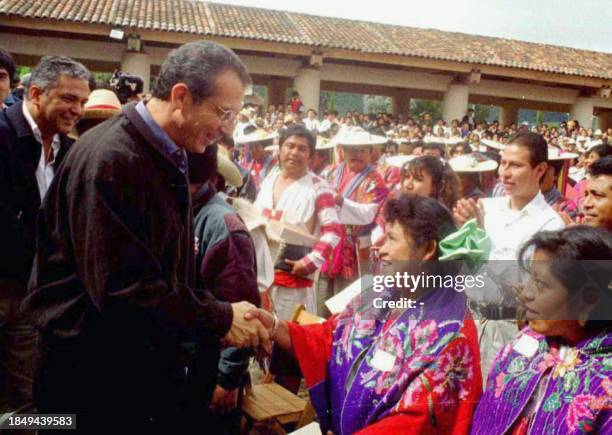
[
  {"x1": 570, "y1": 97, "x2": 594, "y2": 129},
  {"x1": 499, "y1": 104, "x2": 519, "y2": 126},
  {"x1": 293, "y1": 67, "x2": 321, "y2": 113},
  {"x1": 442, "y1": 84, "x2": 469, "y2": 122},
  {"x1": 391, "y1": 90, "x2": 411, "y2": 116},
  {"x1": 120, "y1": 51, "x2": 151, "y2": 94}
]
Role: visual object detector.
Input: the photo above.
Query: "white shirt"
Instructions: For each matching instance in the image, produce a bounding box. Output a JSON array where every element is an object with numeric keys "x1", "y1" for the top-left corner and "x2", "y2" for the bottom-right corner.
[
  {"x1": 319, "y1": 119, "x2": 331, "y2": 132},
  {"x1": 22, "y1": 102, "x2": 61, "y2": 201},
  {"x1": 483, "y1": 192, "x2": 565, "y2": 261},
  {"x1": 303, "y1": 118, "x2": 320, "y2": 132},
  {"x1": 468, "y1": 192, "x2": 565, "y2": 305}
]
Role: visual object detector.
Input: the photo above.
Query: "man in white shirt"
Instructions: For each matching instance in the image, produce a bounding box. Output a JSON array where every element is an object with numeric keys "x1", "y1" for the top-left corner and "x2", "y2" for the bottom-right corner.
[
  {"x1": 0, "y1": 55, "x2": 90, "y2": 415},
  {"x1": 319, "y1": 110, "x2": 338, "y2": 134},
  {"x1": 254, "y1": 124, "x2": 341, "y2": 319},
  {"x1": 454, "y1": 132, "x2": 565, "y2": 379},
  {"x1": 303, "y1": 108, "x2": 321, "y2": 133}
]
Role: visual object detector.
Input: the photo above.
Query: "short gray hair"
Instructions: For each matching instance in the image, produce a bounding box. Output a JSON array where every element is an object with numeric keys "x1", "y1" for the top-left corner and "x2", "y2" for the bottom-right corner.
[
  {"x1": 153, "y1": 40, "x2": 251, "y2": 105},
  {"x1": 26, "y1": 56, "x2": 90, "y2": 99}
]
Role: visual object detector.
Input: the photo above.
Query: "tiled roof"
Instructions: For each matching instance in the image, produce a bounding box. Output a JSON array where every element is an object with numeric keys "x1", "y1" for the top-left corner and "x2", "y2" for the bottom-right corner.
[{"x1": 1, "y1": 0, "x2": 611, "y2": 80}]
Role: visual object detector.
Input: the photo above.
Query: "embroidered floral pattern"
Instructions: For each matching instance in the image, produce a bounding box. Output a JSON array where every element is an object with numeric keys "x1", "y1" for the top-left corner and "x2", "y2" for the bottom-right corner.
[{"x1": 472, "y1": 328, "x2": 612, "y2": 435}]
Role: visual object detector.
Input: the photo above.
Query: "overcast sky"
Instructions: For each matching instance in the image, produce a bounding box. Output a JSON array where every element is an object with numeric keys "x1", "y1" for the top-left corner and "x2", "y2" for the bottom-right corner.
[{"x1": 214, "y1": 0, "x2": 612, "y2": 53}]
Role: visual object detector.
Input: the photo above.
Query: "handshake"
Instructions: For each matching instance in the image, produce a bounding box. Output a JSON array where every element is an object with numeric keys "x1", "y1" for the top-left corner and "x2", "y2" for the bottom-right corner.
[{"x1": 222, "y1": 302, "x2": 279, "y2": 353}]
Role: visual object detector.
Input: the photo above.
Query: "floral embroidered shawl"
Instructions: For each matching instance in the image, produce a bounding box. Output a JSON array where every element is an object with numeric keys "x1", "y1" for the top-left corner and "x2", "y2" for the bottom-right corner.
[
  {"x1": 471, "y1": 327, "x2": 612, "y2": 434},
  {"x1": 288, "y1": 286, "x2": 482, "y2": 434}
]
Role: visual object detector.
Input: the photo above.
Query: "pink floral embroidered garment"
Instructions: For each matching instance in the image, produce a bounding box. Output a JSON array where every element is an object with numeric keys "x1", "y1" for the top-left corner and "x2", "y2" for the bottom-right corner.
[
  {"x1": 288, "y1": 286, "x2": 482, "y2": 434},
  {"x1": 471, "y1": 327, "x2": 612, "y2": 434}
]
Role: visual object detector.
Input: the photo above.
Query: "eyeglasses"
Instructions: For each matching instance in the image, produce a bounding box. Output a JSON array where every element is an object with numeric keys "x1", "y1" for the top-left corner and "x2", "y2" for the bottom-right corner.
[{"x1": 211, "y1": 101, "x2": 239, "y2": 124}]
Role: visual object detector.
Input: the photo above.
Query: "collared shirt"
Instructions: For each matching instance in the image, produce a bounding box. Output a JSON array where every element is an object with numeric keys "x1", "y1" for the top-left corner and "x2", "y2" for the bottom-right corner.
[
  {"x1": 135, "y1": 100, "x2": 187, "y2": 174},
  {"x1": 22, "y1": 102, "x2": 61, "y2": 200},
  {"x1": 484, "y1": 191, "x2": 565, "y2": 261},
  {"x1": 467, "y1": 192, "x2": 565, "y2": 305},
  {"x1": 303, "y1": 118, "x2": 320, "y2": 132}
]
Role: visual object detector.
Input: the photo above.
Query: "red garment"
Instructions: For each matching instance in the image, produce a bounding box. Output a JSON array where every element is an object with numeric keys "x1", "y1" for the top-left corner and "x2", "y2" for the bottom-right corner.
[{"x1": 290, "y1": 98, "x2": 303, "y2": 114}]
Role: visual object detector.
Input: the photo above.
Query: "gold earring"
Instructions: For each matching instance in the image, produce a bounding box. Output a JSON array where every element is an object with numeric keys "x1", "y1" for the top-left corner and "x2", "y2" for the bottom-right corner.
[{"x1": 577, "y1": 312, "x2": 588, "y2": 328}]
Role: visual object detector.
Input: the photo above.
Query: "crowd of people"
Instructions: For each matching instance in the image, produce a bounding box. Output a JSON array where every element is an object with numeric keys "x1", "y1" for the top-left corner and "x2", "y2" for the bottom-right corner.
[{"x1": 0, "y1": 40, "x2": 610, "y2": 435}]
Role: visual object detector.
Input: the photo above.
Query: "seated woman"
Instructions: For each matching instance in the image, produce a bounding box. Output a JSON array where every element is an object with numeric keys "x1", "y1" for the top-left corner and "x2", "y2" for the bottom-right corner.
[
  {"x1": 256, "y1": 194, "x2": 482, "y2": 434},
  {"x1": 471, "y1": 226, "x2": 612, "y2": 434}
]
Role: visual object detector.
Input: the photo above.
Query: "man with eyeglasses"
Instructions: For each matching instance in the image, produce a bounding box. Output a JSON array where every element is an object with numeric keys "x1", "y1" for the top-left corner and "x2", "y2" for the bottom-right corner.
[{"x1": 23, "y1": 41, "x2": 271, "y2": 433}]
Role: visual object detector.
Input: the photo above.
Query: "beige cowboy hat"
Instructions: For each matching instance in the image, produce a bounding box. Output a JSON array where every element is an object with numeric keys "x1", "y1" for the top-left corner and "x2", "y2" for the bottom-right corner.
[
  {"x1": 316, "y1": 136, "x2": 335, "y2": 150},
  {"x1": 480, "y1": 138, "x2": 505, "y2": 151},
  {"x1": 385, "y1": 154, "x2": 416, "y2": 168},
  {"x1": 547, "y1": 147, "x2": 578, "y2": 161},
  {"x1": 236, "y1": 129, "x2": 277, "y2": 145},
  {"x1": 334, "y1": 128, "x2": 387, "y2": 147},
  {"x1": 444, "y1": 137, "x2": 465, "y2": 145},
  {"x1": 587, "y1": 140, "x2": 604, "y2": 150},
  {"x1": 448, "y1": 154, "x2": 498, "y2": 172},
  {"x1": 217, "y1": 150, "x2": 243, "y2": 188},
  {"x1": 423, "y1": 136, "x2": 446, "y2": 144},
  {"x1": 82, "y1": 89, "x2": 121, "y2": 119}
]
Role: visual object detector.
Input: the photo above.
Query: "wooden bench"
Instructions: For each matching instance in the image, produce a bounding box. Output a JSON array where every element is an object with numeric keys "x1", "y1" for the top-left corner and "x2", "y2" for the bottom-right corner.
[{"x1": 241, "y1": 305, "x2": 323, "y2": 434}]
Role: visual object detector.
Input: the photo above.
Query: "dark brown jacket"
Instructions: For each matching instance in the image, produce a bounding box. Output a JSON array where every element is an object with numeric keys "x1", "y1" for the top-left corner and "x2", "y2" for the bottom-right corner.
[{"x1": 23, "y1": 103, "x2": 233, "y2": 425}]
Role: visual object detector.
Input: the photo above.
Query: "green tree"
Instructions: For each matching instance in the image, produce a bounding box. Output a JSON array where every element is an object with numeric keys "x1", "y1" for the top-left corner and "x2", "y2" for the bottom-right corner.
[
  {"x1": 474, "y1": 104, "x2": 492, "y2": 123},
  {"x1": 363, "y1": 95, "x2": 391, "y2": 114},
  {"x1": 410, "y1": 99, "x2": 443, "y2": 120}
]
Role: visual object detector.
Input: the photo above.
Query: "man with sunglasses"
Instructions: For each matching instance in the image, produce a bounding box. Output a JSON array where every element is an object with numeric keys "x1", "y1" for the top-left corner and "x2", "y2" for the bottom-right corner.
[{"x1": 23, "y1": 41, "x2": 270, "y2": 433}]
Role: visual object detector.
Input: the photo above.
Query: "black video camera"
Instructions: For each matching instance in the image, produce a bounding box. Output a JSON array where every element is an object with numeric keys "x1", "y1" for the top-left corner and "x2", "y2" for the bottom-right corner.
[{"x1": 109, "y1": 70, "x2": 144, "y2": 104}]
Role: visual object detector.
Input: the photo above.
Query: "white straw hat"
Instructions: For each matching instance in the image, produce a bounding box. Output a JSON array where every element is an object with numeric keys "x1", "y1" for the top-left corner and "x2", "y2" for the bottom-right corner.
[
  {"x1": 217, "y1": 150, "x2": 243, "y2": 188},
  {"x1": 448, "y1": 154, "x2": 498, "y2": 172},
  {"x1": 481, "y1": 138, "x2": 505, "y2": 151},
  {"x1": 385, "y1": 154, "x2": 416, "y2": 168},
  {"x1": 548, "y1": 147, "x2": 578, "y2": 161},
  {"x1": 334, "y1": 128, "x2": 387, "y2": 147},
  {"x1": 236, "y1": 129, "x2": 277, "y2": 145}
]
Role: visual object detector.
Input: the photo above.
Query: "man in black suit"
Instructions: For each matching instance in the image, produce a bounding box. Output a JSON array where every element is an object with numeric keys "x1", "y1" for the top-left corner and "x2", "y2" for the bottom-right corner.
[{"x1": 0, "y1": 55, "x2": 90, "y2": 414}]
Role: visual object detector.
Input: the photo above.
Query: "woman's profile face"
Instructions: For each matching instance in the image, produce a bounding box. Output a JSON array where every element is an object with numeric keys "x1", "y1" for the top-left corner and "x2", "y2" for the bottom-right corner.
[{"x1": 524, "y1": 249, "x2": 583, "y2": 338}]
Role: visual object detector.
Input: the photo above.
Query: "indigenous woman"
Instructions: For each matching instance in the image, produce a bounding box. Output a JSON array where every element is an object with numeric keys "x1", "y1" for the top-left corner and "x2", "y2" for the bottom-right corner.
[
  {"x1": 471, "y1": 226, "x2": 612, "y2": 434},
  {"x1": 258, "y1": 194, "x2": 482, "y2": 434},
  {"x1": 400, "y1": 155, "x2": 459, "y2": 210},
  {"x1": 370, "y1": 155, "x2": 459, "y2": 245}
]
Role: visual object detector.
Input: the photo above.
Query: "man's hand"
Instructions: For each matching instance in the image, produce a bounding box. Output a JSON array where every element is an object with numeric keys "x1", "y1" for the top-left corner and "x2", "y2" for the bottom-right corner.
[
  {"x1": 224, "y1": 302, "x2": 271, "y2": 354},
  {"x1": 285, "y1": 259, "x2": 310, "y2": 277},
  {"x1": 453, "y1": 198, "x2": 485, "y2": 228},
  {"x1": 335, "y1": 194, "x2": 344, "y2": 206},
  {"x1": 245, "y1": 308, "x2": 276, "y2": 336},
  {"x1": 210, "y1": 385, "x2": 239, "y2": 414}
]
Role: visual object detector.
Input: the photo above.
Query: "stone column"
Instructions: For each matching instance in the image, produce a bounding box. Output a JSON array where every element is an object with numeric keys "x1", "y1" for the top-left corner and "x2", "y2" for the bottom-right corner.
[
  {"x1": 442, "y1": 83, "x2": 469, "y2": 123},
  {"x1": 293, "y1": 67, "x2": 321, "y2": 113},
  {"x1": 570, "y1": 97, "x2": 594, "y2": 129},
  {"x1": 499, "y1": 103, "x2": 519, "y2": 126},
  {"x1": 121, "y1": 51, "x2": 151, "y2": 94},
  {"x1": 267, "y1": 77, "x2": 289, "y2": 108},
  {"x1": 391, "y1": 90, "x2": 411, "y2": 116}
]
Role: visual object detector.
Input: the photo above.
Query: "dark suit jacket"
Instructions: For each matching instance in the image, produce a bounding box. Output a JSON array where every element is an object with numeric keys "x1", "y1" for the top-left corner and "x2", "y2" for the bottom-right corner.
[
  {"x1": 0, "y1": 101, "x2": 73, "y2": 285},
  {"x1": 24, "y1": 103, "x2": 233, "y2": 426}
]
